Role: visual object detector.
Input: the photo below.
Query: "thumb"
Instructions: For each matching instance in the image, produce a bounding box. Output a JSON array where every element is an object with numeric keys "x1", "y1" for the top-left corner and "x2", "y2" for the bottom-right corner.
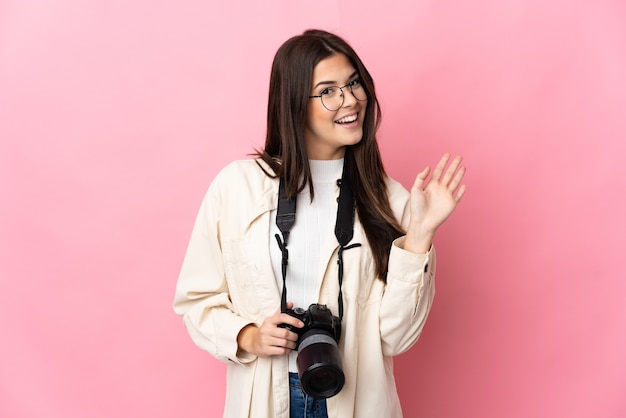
[
  {"x1": 412, "y1": 166, "x2": 430, "y2": 191},
  {"x1": 277, "y1": 301, "x2": 294, "y2": 313}
]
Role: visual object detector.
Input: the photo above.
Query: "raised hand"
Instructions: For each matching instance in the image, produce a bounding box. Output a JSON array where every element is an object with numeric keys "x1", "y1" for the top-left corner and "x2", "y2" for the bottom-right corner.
[{"x1": 403, "y1": 154, "x2": 466, "y2": 254}]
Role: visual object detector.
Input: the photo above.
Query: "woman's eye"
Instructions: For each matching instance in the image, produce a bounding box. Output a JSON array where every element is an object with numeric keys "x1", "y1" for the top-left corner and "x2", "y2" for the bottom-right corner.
[
  {"x1": 349, "y1": 78, "x2": 361, "y2": 87},
  {"x1": 321, "y1": 87, "x2": 337, "y2": 96}
]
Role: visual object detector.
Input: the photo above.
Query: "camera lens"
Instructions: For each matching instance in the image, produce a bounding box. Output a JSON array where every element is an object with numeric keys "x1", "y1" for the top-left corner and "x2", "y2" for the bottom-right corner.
[
  {"x1": 303, "y1": 366, "x2": 343, "y2": 397},
  {"x1": 296, "y1": 331, "x2": 345, "y2": 399}
]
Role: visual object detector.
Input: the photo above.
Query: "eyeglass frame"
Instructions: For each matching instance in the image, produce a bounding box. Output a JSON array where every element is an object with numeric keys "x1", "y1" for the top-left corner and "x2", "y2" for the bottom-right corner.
[{"x1": 308, "y1": 79, "x2": 367, "y2": 111}]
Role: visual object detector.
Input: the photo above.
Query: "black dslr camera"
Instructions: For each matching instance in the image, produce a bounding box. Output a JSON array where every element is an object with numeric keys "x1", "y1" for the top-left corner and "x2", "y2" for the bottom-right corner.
[{"x1": 280, "y1": 303, "x2": 344, "y2": 399}]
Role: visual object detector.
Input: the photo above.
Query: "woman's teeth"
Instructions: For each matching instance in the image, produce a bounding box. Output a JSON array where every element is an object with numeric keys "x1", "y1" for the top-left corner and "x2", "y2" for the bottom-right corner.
[{"x1": 335, "y1": 115, "x2": 357, "y2": 124}]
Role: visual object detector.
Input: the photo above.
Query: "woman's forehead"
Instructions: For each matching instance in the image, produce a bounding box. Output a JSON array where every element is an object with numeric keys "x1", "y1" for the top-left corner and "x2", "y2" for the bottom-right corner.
[{"x1": 311, "y1": 54, "x2": 357, "y2": 86}]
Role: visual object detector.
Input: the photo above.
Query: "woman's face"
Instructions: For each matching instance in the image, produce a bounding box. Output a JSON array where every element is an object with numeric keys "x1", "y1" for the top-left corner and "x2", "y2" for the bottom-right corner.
[{"x1": 304, "y1": 53, "x2": 368, "y2": 160}]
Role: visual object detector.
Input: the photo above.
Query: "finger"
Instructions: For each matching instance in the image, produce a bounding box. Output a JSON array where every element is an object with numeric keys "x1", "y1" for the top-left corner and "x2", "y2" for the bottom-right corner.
[
  {"x1": 281, "y1": 340, "x2": 297, "y2": 351},
  {"x1": 447, "y1": 165, "x2": 466, "y2": 192},
  {"x1": 279, "y1": 313, "x2": 305, "y2": 329},
  {"x1": 260, "y1": 340, "x2": 294, "y2": 357},
  {"x1": 441, "y1": 155, "x2": 463, "y2": 186},
  {"x1": 274, "y1": 301, "x2": 294, "y2": 315},
  {"x1": 282, "y1": 330, "x2": 300, "y2": 344},
  {"x1": 270, "y1": 323, "x2": 300, "y2": 341},
  {"x1": 270, "y1": 302, "x2": 295, "y2": 324},
  {"x1": 262, "y1": 327, "x2": 299, "y2": 353},
  {"x1": 432, "y1": 153, "x2": 450, "y2": 182},
  {"x1": 454, "y1": 184, "x2": 467, "y2": 203},
  {"x1": 412, "y1": 166, "x2": 430, "y2": 191},
  {"x1": 259, "y1": 324, "x2": 298, "y2": 348},
  {"x1": 267, "y1": 333, "x2": 298, "y2": 349}
]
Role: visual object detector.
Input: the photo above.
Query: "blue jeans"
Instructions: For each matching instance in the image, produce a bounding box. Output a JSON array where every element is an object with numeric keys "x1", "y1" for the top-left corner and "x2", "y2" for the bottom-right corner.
[{"x1": 289, "y1": 373, "x2": 329, "y2": 418}]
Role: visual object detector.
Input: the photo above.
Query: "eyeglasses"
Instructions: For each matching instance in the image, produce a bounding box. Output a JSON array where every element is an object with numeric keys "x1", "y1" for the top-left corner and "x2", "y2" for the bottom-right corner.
[{"x1": 308, "y1": 78, "x2": 367, "y2": 111}]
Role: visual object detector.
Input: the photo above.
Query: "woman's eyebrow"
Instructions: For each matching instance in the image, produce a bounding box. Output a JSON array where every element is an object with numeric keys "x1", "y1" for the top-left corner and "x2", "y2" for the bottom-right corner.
[{"x1": 312, "y1": 71, "x2": 358, "y2": 90}]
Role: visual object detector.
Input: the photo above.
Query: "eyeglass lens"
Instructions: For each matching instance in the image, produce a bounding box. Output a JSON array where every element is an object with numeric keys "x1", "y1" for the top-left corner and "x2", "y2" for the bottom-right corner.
[{"x1": 321, "y1": 82, "x2": 367, "y2": 111}]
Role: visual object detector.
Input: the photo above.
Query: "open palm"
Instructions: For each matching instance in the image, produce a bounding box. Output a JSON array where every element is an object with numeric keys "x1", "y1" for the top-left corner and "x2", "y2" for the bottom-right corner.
[{"x1": 404, "y1": 154, "x2": 466, "y2": 253}]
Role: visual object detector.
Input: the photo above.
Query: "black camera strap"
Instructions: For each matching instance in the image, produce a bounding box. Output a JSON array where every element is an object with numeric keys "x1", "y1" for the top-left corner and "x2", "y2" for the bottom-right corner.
[{"x1": 275, "y1": 162, "x2": 361, "y2": 320}]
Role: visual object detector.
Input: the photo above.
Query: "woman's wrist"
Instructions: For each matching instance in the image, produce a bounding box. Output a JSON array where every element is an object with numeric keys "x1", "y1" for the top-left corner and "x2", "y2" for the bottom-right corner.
[
  {"x1": 237, "y1": 324, "x2": 258, "y2": 356},
  {"x1": 403, "y1": 223, "x2": 435, "y2": 254}
]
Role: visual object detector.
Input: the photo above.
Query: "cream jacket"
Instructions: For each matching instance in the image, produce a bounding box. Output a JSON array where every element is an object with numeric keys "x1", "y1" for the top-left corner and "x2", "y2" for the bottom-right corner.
[{"x1": 173, "y1": 159, "x2": 436, "y2": 418}]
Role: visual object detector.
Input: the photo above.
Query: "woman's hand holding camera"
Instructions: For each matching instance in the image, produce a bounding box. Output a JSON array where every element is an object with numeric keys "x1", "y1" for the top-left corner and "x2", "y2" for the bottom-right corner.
[{"x1": 237, "y1": 302, "x2": 304, "y2": 358}]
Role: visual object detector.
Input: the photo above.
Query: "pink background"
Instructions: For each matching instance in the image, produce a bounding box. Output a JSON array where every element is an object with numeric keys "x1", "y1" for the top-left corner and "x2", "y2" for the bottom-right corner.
[{"x1": 1, "y1": 1, "x2": 625, "y2": 417}]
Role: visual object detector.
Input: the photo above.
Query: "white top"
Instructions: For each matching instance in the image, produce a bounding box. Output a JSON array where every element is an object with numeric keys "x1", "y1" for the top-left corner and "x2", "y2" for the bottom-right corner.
[{"x1": 269, "y1": 158, "x2": 344, "y2": 371}]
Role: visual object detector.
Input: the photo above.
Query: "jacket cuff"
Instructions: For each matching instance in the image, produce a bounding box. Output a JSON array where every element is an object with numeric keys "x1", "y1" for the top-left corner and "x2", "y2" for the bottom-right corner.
[
  {"x1": 389, "y1": 237, "x2": 434, "y2": 282},
  {"x1": 226, "y1": 318, "x2": 258, "y2": 364}
]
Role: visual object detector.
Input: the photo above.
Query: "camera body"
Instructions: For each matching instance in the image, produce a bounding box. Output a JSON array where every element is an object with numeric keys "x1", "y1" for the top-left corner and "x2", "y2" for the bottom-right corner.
[
  {"x1": 281, "y1": 303, "x2": 341, "y2": 348},
  {"x1": 280, "y1": 303, "x2": 345, "y2": 399}
]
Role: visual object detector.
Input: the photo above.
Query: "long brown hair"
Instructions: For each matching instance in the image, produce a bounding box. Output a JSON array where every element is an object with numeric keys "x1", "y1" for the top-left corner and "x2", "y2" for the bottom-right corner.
[{"x1": 256, "y1": 29, "x2": 404, "y2": 281}]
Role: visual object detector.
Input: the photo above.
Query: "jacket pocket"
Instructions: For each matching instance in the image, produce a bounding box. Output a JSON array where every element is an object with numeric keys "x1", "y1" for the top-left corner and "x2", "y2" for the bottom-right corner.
[
  {"x1": 340, "y1": 247, "x2": 379, "y2": 307},
  {"x1": 222, "y1": 238, "x2": 261, "y2": 317}
]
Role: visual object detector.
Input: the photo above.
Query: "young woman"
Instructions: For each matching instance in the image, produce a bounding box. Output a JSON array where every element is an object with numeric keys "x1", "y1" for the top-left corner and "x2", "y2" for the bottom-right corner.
[{"x1": 173, "y1": 29, "x2": 466, "y2": 418}]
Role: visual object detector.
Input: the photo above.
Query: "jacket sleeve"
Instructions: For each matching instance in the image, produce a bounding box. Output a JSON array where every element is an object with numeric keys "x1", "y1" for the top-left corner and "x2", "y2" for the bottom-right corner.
[
  {"x1": 379, "y1": 241, "x2": 436, "y2": 356},
  {"x1": 172, "y1": 176, "x2": 257, "y2": 364},
  {"x1": 378, "y1": 179, "x2": 437, "y2": 356}
]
